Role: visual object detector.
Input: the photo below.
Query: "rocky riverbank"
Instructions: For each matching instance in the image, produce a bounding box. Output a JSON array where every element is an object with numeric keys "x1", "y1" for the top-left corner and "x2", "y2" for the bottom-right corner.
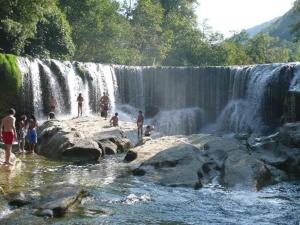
[
  {"x1": 20, "y1": 117, "x2": 300, "y2": 191},
  {"x1": 125, "y1": 123, "x2": 300, "y2": 191}
]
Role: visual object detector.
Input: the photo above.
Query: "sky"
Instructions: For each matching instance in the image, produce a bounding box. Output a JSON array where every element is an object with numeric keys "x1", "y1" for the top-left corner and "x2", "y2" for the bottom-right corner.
[{"x1": 196, "y1": 0, "x2": 295, "y2": 37}]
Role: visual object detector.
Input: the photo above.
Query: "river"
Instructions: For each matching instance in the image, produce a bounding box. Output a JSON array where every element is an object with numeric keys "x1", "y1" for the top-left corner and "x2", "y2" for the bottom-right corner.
[{"x1": 0, "y1": 153, "x2": 299, "y2": 225}]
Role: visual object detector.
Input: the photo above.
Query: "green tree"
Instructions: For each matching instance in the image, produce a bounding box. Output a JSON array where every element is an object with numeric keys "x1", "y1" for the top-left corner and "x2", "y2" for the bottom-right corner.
[
  {"x1": 131, "y1": 0, "x2": 171, "y2": 65},
  {"x1": 246, "y1": 33, "x2": 289, "y2": 63},
  {"x1": 24, "y1": 6, "x2": 75, "y2": 59},
  {"x1": 59, "y1": 0, "x2": 135, "y2": 64},
  {"x1": 0, "y1": 0, "x2": 56, "y2": 54}
]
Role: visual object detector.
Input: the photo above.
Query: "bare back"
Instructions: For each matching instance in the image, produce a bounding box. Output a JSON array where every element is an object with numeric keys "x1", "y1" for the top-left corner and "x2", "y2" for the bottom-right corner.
[{"x1": 1, "y1": 116, "x2": 16, "y2": 132}]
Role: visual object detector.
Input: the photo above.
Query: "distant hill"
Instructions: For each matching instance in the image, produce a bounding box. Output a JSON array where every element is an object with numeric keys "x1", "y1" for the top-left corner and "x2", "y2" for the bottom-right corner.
[
  {"x1": 246, "y1": 4, "x2": 300, "y2": 42},
  {"x1": 247, "y1": 17, "x2": 279, "y2": 37}
]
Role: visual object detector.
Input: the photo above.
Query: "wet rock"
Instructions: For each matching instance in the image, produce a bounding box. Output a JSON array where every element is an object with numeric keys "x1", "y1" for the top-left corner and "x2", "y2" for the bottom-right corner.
[
  {"x1": 279, "y1": 122, "x2": 300, "y2": 147},
  {"x1": 37, "y1": 120, "x2": 103, "y2": 162},
  {"x1": 98, "y1": 139, "x2": 118, "y2": 155},
  {"x1": 132, "y1": 168, "x2": 146, "y2": 176},
  {"x1": 5, "y1": 192, "x2": 32, "y2": 207},
  {"x1": 0, "y1": 149, "x2": 19, "y2": 169},
  {"x1": 124, "y1": 150, "x2": 138, "y2": 162},
  {"x1": 34, "y1": 183, "x2": 88, "y2": 218},
  {"x1": 223, "y1": 150, "x2": 274, "y2": 191},
  {"x1": 129, "y1": 134, "x2": 289, "y2": 190},
  {"x1": 93, "y1": 128, "x2": 133, "y2": 153}
]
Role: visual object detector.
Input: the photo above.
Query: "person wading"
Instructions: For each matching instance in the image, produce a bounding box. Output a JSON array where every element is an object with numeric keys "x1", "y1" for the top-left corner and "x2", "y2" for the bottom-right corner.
[
  {"x1": 110, "y1": 112, "x2": 119, "y2": 127},
  {"x1": 137, "y1": 111, "x2": 144, "y2": 139},
  {"x1": 50, "y1": 95, "x2": 57, "y2": 113},
  {"x1": 100, "y1": 92, "x2": 110, "y2": 119},
  {"x1": 0, "y1": 108, "x2": 17, "y2": 165},
  {"x1": 77, "y1": 93, "x2": 84, "y2": 117}
]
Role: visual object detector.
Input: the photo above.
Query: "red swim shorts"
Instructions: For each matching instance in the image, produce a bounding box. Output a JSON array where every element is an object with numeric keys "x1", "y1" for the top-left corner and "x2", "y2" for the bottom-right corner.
[{"x1": 2, "y1": 132, "x2": 14, "y2": 145}]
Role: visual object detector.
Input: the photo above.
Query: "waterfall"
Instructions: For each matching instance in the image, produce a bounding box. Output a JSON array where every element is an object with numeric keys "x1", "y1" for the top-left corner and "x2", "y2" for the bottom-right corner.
[
  {"x1": 115, "y1": 64, "x2": 296, "y2": 134},
  {"x1": 17, "y1": 58, "x2": 117, "y2": 118},
  {"x1": 15, "y1": 56, "x2": 299, "y2": 135}
]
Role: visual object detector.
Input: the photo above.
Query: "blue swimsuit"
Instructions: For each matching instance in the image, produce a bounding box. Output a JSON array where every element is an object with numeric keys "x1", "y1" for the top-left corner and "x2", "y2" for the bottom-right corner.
[{"x1": 27, "y1": 128, "x2": 37, "y2": 144}]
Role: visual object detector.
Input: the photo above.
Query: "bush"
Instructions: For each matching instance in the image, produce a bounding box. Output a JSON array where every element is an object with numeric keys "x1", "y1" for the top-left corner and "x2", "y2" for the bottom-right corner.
[{"x1": 0, "y1": 53, "x2": 22, "y2": 117}]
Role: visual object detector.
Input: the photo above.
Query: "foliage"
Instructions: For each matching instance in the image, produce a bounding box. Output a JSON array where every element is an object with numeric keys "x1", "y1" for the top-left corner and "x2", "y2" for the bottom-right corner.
[
  {"x1": 24, "y1": 6, "x2": 75, "y2": 60},
  {"x1": 0, "y1": 0, "x2": 74, "y2": 59},
  {"x1": 0, "y1": 0, "x2": 299, "y2": 66},
  {"x1": 0, "y1": 53, "x2": 21, "y2": 117}
]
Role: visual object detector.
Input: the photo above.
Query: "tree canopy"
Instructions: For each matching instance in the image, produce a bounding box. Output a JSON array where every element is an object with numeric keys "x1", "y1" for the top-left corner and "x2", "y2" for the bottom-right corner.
[{"x1": 0, "y1": 0, "x2": 299, "y2": 66}]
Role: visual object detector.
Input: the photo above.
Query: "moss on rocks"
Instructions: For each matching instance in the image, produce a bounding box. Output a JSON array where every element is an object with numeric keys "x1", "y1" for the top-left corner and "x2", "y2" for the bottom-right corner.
[{"x1": 0, "y1": 53, "x2": 22, "y2": 117}]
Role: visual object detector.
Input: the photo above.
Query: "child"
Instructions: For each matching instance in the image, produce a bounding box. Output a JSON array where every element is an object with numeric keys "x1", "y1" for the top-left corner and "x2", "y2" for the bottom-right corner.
[
  {"x1": 18, "y1": 115, "x2": 27, "y2": 153},
  {"x1": 144, "y1": 125, "x2": 154, "y2": 137},
  {"x1": 110, "y1": 113, "x2": 119, "y2": 127},
  {"x1": 27, "y1": 119, "x2": 37, "y2": 154}
]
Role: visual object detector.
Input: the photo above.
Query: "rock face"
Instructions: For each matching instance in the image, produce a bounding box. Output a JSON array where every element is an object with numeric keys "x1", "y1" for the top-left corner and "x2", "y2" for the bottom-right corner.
[
  {"x1": 37, "y1": 118, "x2": 134, "y2": 162},
  {"x1": 126, "y1": 132, "x2": 300, "y2": 191},
  {"x1": 279, "y1": 122, "x2": 300, "y2": 147}
]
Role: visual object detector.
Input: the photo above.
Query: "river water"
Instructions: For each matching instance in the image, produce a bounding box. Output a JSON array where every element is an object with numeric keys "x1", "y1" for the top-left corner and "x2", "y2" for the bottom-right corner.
[{"x1": 0, "y1": 154, "x2": 299, "y2": 225}]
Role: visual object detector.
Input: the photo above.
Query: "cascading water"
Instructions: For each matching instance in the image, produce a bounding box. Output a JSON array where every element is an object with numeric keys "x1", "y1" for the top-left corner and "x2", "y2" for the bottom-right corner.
[
  {"x1": 17, "y1": 58, "x2": 118, "y2": 118},
  {"x1": 16, "y1": 56, "x2": 299, "y2": 135},
  {"x1": 115, "y1": 64, "x2": 297, "y2": 135}
]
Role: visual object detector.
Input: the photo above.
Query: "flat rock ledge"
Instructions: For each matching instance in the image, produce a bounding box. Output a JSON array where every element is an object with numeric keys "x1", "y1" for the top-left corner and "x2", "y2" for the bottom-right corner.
[
  {"x1": 37, "y1": 117, "x2": 133, "y2": 162},
  {"x1": 125, "y1": 131, "x2": 300, "y2": 191}
]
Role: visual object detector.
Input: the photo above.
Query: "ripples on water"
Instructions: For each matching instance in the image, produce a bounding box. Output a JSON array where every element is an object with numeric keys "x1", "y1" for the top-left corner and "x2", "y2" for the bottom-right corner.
[{"x1": 0, "y1": 154, "x2": 299, "y2": 225}]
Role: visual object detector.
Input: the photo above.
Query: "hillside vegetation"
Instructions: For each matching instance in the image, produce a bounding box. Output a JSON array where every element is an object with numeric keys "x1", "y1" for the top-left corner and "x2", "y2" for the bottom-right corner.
[{"x1": 0, "y1": 0, "x2": 300, "y2": 66}]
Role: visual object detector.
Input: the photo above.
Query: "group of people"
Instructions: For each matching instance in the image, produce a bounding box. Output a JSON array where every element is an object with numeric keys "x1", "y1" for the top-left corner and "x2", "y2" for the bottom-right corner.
[
  {"x1": 0, "y1": 92, "x2": 154, "y2": 165},
  {"x1": 0, "y1": 108, "x2": 37, "y2": 165}
]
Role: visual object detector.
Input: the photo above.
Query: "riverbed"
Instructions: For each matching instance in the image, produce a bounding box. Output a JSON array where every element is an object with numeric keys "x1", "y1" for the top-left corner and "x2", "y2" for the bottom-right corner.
[{"x1": 0, "y1": 153, "x2": 299, "y2": 225}]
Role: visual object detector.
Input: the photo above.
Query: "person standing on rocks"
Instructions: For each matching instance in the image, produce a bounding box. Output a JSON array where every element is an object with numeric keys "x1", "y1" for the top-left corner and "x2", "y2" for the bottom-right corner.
[
  {"x1": 137, "y1": 111, "x2": 144, "y2": 139},
  {"x1": 110, "y1": 113, "x2": 119, "y2": 127},
  {"x1": 100, "y1": 92, "x2": 110, "y2": 119},
  {"x1": 77, "y1": 93, "x2": 84, "y2": 117},
  {"x1": 50, "y1": 95, "x2": 57, "y2": 113},
  {"x1": 18, "y1": 115, "x2": 27, "y2": 153},
  {"x1": 0, "y1": 108, "x2": 17, "y2": 165}
]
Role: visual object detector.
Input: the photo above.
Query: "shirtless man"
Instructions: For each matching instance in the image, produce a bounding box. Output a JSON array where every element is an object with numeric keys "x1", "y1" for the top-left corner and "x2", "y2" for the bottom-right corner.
[
  {"x1": 137, "y1": 111, "x2": 144, "y2": 139},
  {"x1": 110, "y1": 113, "x2": 119, "y2": 127},
  {"x1": 100, "y1": 92, "x2": 110, "y2": 119},
  {"x1": 0, "y1": 108, "x2": 17, "y2": 165},
  {"x1": 77, "y1": 93, "x2": 84, "y2": 117},
  {"x1": 50, "y1": 96, "x2": 57, "y2": 112}
]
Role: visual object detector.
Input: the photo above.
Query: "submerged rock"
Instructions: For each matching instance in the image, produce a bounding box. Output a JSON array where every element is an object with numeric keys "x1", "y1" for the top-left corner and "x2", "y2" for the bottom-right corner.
[{"x1": 5, "y1": 192, "x2": 33, "y2": 207}]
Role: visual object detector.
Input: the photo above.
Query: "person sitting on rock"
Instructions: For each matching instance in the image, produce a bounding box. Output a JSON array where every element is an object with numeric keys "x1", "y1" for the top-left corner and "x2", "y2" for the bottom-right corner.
[
  {"x1": 0, "y1": 108, "x2": 17, "y2": 165},
  {"x1": 48, "y1": 112, "x2": 55, "y2": 120},
  {"x1": 110, "y1": 113, "x2": 119, "y2": 127},
  {"x1": 27, "y1": 119, "x2": 37, "y2": 154},
  {"x1": 144, "y1": 125, "x2": 154, "y2": 137}
]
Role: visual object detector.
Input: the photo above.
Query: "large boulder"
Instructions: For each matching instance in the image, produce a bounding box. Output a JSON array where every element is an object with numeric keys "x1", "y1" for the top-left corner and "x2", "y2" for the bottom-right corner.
[
  {"x1": 223, "y1": 150, "x2": 274, "y2": 190},
  {"x1": 279, "y1": 122, "x2": 300, "y2": 147},
  {"x1": 127, "y1": 133, "x2": 294, "y2": 191},
  {"x1": 93, "y1": 128, "x2": 133, "y2": 153},
  {"x1": 37, "y1": 120, "x2": 102, "y2": 162}
]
